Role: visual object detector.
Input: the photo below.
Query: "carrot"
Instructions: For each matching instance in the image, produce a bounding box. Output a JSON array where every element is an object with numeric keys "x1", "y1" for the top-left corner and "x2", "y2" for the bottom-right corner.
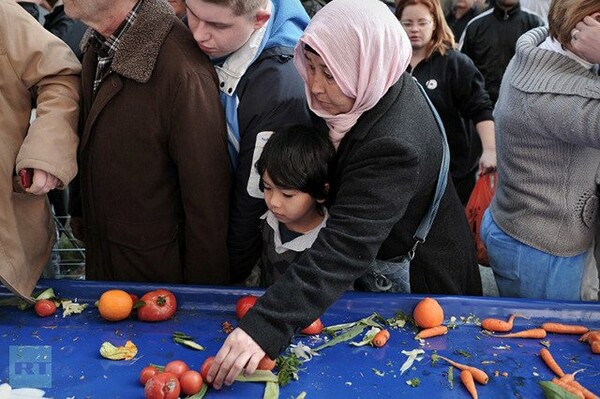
[
  {"x1": 481, "y1": 313, "x2": 525, "y2": 332},
  {"x1": 487, "y1": 328, "x2": 547, "y2": 339},
  {"x1": 579, "y1": 331, "x2": 600, "y2": 344},
  {"x1": 460, "y1": 370, "x2": 478, "y2": 399},
  {"x1": 542, "y1": 322, "x2": 589, "y2": 335},
  {"x1": 415, "y1": 325, "x2": 448, "y2": 340},
  {"x1": 436, "y1": 355, "x2": 489, "y2": 385},
  {"x1": 373, "y1": 329, "x2": 390, "y2": 347},
  {"x1": 592, "y1": 341, "x2": 600, "y2": 354},
  {"x1": 567, "y1": 380, "x2": 600, "y2": 399},
  {"x1": 539, "y1": 348, "x2": 565, "y2": 377},
  {"x1": 552, "y1": 378, "x2": 585, "y2": 399}
]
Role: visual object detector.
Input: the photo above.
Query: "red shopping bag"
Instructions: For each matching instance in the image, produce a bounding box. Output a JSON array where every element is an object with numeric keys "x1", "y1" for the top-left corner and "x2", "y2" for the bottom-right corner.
[{"x1": 465, "y1": 172, "x2": 497, "y2": 266}]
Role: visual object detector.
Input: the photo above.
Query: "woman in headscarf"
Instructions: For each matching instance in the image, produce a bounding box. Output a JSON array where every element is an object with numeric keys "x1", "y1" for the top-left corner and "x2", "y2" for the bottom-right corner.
[
  {"x1": 206, "y1": 0, "x2": 481, "y2": 388},
  {"x1": 481, "y1": 0, "x2": 600, "y2": 301}
]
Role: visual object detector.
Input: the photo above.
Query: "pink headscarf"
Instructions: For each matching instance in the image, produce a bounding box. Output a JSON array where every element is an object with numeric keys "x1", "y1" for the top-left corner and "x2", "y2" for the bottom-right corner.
[{"x1": 294, "y1": 0, "x2": 412, "y2": 148}]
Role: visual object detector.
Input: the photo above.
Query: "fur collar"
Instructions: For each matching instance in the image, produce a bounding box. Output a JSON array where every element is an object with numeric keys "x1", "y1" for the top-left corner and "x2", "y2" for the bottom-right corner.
[{"x1": 80, "y1": 0, "x2": 176, "y2": 83}]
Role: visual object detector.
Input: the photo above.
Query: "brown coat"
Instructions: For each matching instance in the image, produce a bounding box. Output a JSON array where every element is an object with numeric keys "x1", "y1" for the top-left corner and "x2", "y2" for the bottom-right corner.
[
  {"x1": 72, "y1": 0, "x2": 230, "y2": 284},
  {"x1": 0, "y1": 1, "x2": 80, "y2": 299}
]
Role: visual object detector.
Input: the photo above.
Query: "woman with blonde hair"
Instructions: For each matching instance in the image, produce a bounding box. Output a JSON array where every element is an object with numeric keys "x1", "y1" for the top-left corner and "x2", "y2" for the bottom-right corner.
[
  {"x1": 396, "y1": 0, "x2": 496, "y2": 204},
  {"x1": 481, "y1": 0, "x2": 600, "y2": 300}
]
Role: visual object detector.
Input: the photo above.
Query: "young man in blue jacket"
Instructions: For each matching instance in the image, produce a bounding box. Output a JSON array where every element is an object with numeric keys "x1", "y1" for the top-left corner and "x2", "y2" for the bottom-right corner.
[{"x1": 186, "y1": 0, "x2": 313, "y2": 284}]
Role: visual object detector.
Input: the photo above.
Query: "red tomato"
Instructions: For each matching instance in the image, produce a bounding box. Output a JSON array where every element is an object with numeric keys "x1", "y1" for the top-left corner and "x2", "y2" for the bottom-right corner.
[
  {"x1": 235, "y1": 295, "x2": 258, "y2": 319},
  {"x1": 301, "y1": 318, "x2": 324, "y2": 335},
  {"x1": 179, "y1": 370, "x2": 203, "y2": 396},
  {"x1": 257, "y1": 355, "x2": 276, "y2": 371},
  {"x1": 139, "y1": 365, "x2": 159, "y2": 385},
  {"x1": 137, "y1": 289, "x2": 177, "y2": 322},
  {"x1": 200, "y1": 356, "x2": 215, "y2": 382},
  {"x1": 144, "y1": 372, "x2": 180, "y2": 399},
  {"x1": 164, "y1": 360, "x2": 189, "y2": 379},
  {"x1": 34, "y1": 299, "x2": 57, "y2": 318}
]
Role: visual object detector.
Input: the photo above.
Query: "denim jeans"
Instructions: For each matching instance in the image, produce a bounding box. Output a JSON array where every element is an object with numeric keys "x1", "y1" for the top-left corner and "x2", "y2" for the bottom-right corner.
[{"x1": 481, "y1": 209, "x2": 586, "y2": 301}]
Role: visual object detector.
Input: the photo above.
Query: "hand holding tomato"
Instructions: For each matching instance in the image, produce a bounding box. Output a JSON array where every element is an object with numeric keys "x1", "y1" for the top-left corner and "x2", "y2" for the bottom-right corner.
[
  {"x1": 209, "y1": 327, "x2": 265, "y2": 390},
  {"x1": 137, "y1": 289, "x2": 177, "y2": 322}
]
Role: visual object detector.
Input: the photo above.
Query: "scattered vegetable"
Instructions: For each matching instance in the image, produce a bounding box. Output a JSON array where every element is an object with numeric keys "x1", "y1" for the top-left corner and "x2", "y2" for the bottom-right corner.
[
  {"x1": 552, "y1": 378, "x2": 585, "y2": 398},
  {"x1": 579, "y1": 331, "x2": 600, "y2": 354},
  {"x1": 164, "y1": 360, "x2": 189, "y2": 379},
  {"x1": 460, "y1": 370, "x2": 478, "y2": 399},
  {"x1": 431, "y1": 354, "x2": 489, "y2": 385},
  {"x1": 137, "y1": 289, "x2": 177, "y2": 322},
  {"x1": 300, "y1": 318, "x2": 324, "y2": 335},
  {"x1": 481, "y1": 313, "x2": 526, "y2": 332},
  {"x1": 173, "y1": 332, "x2": 205, "y2": 351},
  {"x1": 97, "y1": 289, "x2": 134, "y2": 322},
  {"x1": 179, "y1": 370, "x2": 203, "y2": 396},
  {"x1": 350, "y1": 326, "x2": 381, "y2": 347},
  {"x1": 276, "y1": 354, "x2": 302, "y2": 386},
  {"x1": 235, "y1": 370, "x2": 278, "y2": 383},
  {"x1": 34, "y1": 299, "x2": 57, "y2": 318},
  {"x1": 539, "y1": 380, "x2": 582, "y2": 399},
  {"x1": 373, "y1": 329, "x2": 390, "y2": 347},
  {"x1": 484, "y1": 328, "x2": 547, "y2": 339},
  {"x1": 140, "y1": 366, "x2": 159, "y2": 385},
  {"x1": 144, "y1": 372, "x2": 180, "y2": 399},
  {"x1": 400, "y1": 349, "x2": 425, "y2": 375},
  {"x1": 415, "y1": 325, "x2": 448, "y2": 340},
  {"x1": 60, "y1": 300, "x2": 88, "y2": 317},
  {"x1": 257, "y1": 355, "x2": 277, "y2": 371},
  {"x1": 264, "y1": 381, "x2": 280, "y2": 399},
  {"x1": 539, "y1": 348, "x2": 565, "y2": 378},
  {"x1": 99, "y1": 340, "x2": 138, "y2": 360},
  {"x1": 413, "y1": 297, "x2": 444, "y2": 329},
  {"x1": 406, "y1": 378, "x2": 420, "y2": 387},
  {"x1": 235, "y1": 295, "x2": 258, "y2": 319},
  {"x1": 200, "y1": 357, "x2": 214, "y2": 383},
  {"x1": 542, "y1": 323, "x2": 589, "y2": 335}
]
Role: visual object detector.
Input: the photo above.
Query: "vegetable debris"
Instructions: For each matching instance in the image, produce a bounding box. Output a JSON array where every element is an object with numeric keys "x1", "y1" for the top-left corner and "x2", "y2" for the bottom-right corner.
[{"x1": 99, "y1": 340, "x2": 138, "y2": 360}]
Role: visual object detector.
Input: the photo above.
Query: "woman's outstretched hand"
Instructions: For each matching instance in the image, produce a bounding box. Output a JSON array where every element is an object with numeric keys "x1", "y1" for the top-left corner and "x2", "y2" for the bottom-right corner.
[{"x1": 207, "y1": 327, "x2": 266, "y2": 389}]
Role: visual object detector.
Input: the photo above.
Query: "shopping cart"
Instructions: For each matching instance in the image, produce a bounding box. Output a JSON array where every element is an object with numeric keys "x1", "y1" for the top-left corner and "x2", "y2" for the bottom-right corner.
[{"x1": 45, "y1": 215, "x2": 85, "y2": 280}]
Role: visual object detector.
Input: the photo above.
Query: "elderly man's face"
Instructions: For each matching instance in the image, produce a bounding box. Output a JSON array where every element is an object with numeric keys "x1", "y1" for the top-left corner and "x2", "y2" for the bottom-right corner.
[{"x1": 63, "y1": 0, "x2": 103, "y2": 24}]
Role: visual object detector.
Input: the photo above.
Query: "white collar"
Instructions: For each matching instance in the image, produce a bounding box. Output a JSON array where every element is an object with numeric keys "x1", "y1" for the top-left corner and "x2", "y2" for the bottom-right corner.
[
  {"x1": 261, "y1": 208, "x2": 328, "y2": 254},
  {"x1": 215, "y1": 1, "x2": 272, "y2": 96},
  {"x1": 538, "y1": 36, "x2": 595, "y2": 72}
]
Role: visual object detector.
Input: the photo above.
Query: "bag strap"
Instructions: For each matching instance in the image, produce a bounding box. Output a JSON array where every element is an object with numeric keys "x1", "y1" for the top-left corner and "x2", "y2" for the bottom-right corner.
[{"x1": 407, "y1": 81, "x2": 450, "y2": 259}]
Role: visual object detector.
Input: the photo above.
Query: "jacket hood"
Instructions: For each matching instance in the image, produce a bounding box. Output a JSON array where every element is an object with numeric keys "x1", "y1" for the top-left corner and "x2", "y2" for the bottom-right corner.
[{"x1": 265, "y1": 0, "x2": 309, "y2": 49}]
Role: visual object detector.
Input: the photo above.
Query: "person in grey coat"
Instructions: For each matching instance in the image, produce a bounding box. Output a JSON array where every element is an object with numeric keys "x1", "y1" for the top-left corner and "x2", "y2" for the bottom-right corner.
[{"x1": 205, "y1": 0, "x2": 481, "y2": 389}]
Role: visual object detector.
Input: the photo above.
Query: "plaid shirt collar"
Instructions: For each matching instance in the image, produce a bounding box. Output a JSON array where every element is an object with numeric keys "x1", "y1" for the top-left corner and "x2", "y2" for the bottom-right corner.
[{"x1": 89, "y1": 0, "x2": 144, "y2": 93}]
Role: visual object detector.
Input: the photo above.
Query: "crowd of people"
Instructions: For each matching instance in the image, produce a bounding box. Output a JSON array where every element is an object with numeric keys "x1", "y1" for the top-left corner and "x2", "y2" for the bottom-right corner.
[{"x1": 1, "y1": 0, "x2": 599, "y2": 389}]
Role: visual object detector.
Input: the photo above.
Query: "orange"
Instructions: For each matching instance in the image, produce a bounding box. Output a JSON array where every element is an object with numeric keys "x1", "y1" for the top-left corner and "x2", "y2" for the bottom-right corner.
[
  {"x1": 413, "y1": 297, "x2": 444, "y2": 329},
  {"x1": 97, "y1": 289, "x2": 134, "y2": 321}
]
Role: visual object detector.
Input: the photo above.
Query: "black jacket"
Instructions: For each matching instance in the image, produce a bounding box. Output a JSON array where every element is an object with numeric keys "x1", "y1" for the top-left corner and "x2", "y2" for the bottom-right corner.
[
  {"x1": 460, "y1": 4, "x2": 544, "y2": 105},
  {"x1": 227, "y1": 47, "x2": 313, "y2": 283},
  {"x1": 239, "y1": 73, "x2": 482, "y2": 358},
  {"x1": 409, "y1": 49, "x2": 493, "y2": 180}
]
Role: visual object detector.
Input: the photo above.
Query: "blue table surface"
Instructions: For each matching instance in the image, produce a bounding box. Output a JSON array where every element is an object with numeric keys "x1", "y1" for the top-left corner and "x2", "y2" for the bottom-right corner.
[{"x1": 0, "y1": 279, "x2": 599, "y2": 399}]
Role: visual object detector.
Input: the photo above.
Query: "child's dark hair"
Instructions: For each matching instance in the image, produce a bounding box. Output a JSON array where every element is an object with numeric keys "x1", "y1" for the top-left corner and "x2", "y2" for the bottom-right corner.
[{"x1": 256, "y1": 125, "x2": 335, "y2": 206}]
